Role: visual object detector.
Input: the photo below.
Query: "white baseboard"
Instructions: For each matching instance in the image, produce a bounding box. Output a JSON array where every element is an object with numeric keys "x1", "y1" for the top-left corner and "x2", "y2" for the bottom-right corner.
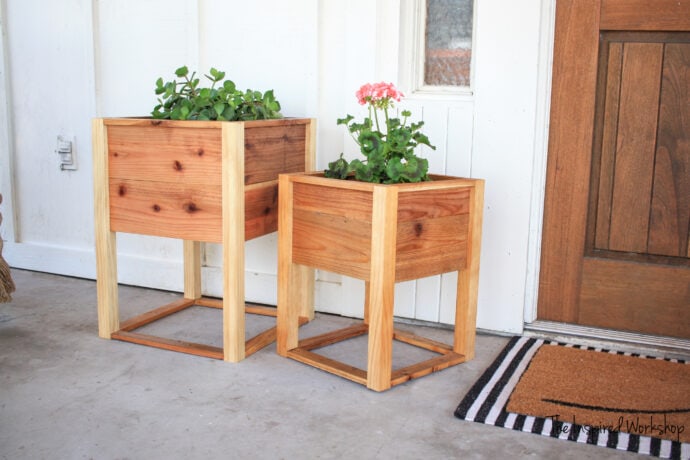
[
  {"x1": 3, "y1": 241, "x2": 280, "y2": 305},
  {"x1": 4, "y1": 241, "x2": 99, "y2": 280},
  {"x1": 6, "y1": 241, "x2": 520, "y2": 327}
]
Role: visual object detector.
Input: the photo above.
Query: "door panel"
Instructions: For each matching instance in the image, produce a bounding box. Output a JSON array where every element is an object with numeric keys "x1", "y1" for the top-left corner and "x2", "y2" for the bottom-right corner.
[
  {"x1": 600, "y1": 0, "x2": 690, "y2": 31},
  {"x1": 606, "y1": 42, "x2": 662, "y2": 253},
  {"x1": 590, "y1": 34, "x2": 690, "y2": 260},
  {"x1": 579, "y1": 260, "x2": 690, "y2": 338},
  {"x1": 538, "y1": 0, "x2": 690, "y2": 339},
  {"x1": 651, "y1": 43, "x2": 690, "y2": 258}
]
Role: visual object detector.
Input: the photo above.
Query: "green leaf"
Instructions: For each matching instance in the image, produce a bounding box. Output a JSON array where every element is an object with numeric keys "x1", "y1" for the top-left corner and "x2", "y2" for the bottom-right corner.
[
  {"x1": 337, "y1": 115, "x2": 354, "y2": 126},
  {"x1": 151, "y1": 66, "x2": 283, "y2": 122},
  {"x1": 223, "y1": 80, "x2": 236, "y2": 93},
  {"x1": 351, "y1": 159, "x2": 378, "y2": 183},
  {"x1": 164, "y1": 82, "x2": 176, "y2": 98},
  {"x1": 358, "y1": 131, "x2": 384, "y2": 158},
  {"x1": 412, "y1": 132, "x2": 436, "y2": 149},
  {"x1": 324, "y1": 153, "x2": 351, "y2": 179},
  {"x1": 394, "y1": 156, "x2": 429, "y2": 183},
  {"x1": 387, "y1": 128, "x2": 412, "y2": 152},
  {"x1": 151, "y1": 104, "x2": 165, "y2": 118},
  {"x1": 222, "y1": 106, "x2": 236, "y2": 120},
  {"x1": 208, "y1": 67, "x2": 225, "y2": 82}
]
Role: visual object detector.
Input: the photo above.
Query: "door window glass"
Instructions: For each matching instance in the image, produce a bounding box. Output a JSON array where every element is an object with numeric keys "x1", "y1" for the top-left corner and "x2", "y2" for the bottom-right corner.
[{"x1": 424, "y1": 0, "x2": 473, "y2": 87}]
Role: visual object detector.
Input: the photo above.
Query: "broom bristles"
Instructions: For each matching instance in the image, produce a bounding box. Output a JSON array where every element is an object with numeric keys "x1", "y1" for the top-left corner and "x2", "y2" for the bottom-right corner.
[
  {"x1": 0, "y1": 239, "x2": 14, "y2": 303},
  {"x1": 0, "y1": 195, "x2": 16, "y2": 302}
]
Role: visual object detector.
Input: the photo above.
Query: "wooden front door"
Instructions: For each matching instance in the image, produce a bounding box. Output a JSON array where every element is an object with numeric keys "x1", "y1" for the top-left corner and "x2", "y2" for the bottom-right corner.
[{"x1": 538, "y1": 0, "x2": 690, "y2": 339}]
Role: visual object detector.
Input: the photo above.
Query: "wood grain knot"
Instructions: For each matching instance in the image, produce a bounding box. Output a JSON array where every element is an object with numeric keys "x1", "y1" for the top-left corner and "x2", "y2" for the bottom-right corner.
[
  {"x1": 150, "y1": 120, "x2": 162, "y2": 126},
  {"x1": 414, "y1": 222, "x2": 423, "y2": 237},
  {"x1": 263, "y1": 206, "x2": 272, "y2": 215},
  {"x1": 152, "y1": 204, "x2": 161, "y2": 212},
  {"x1": 183, "y1": 202, "x2": 199, "y2": 213},
  {"x1": 196, "y1": 149, "x2": 204, "y2": 156},
  {"x1": 118, "y1": 185, "x2": 126, "y2": 196},
  {"x1": 173, "y1": 160, "x2": 183, "y2": 171}
]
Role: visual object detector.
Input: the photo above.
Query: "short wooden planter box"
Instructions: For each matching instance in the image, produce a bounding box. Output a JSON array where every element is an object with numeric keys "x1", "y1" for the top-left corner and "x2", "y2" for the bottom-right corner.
[
  {"x1": 92, "y1": 117, "x2": 315, "y2": 362},
  {"x1": 277, "y1": 172, "x2": 484, "y2": 391}
]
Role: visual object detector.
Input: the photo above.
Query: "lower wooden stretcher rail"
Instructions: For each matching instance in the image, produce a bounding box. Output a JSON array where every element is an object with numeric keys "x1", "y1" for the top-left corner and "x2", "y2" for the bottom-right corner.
[
  {"x1": 111, "y1": 296, "x2": 305, "y2": 359},
  {"x1": 286, "y1": 324, "x2": 468, "y2": 389}
]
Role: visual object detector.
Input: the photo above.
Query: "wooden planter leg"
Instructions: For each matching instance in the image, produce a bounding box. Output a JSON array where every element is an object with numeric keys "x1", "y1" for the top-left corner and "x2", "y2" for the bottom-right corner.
[
  {"x1": 277, "y1": 174, "x2": 302, "y2": 356},
  {"x1": 453, "y1": 181, "x2": 484, "y2": 359},
  {"x1": 299, "y1": 119, "x2": 317, "y2": 322},
  {"x1": 222, "y1": 123, "x2": 245, "y2": 362},
  {"x1": 363, "y1": 282, "x2": 370, "y2": 325},
  {"x1": 366, "y1": 187, "x2": 398, "y2": 391},
  {"x1": 92, "y1": 118, "x2": 119, "y2": 339},
  {"x1": 276, "y1": 121, "x2": 317, "y2": 352},
  {"x1": 183, "y1": 241, "x2": 202, "y2": 300},
  {"x1": 298, "y1": 266, "x2": 315, "y2": 322}
]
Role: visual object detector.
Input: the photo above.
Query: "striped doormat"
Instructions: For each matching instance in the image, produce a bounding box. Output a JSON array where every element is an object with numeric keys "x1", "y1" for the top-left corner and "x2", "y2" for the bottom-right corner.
[{"x1": 454, "y1": 336, "x2": 690, "y2": 459}]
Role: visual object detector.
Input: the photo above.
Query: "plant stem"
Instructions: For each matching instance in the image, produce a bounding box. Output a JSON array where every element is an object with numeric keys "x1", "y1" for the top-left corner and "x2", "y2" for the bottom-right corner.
[
  {"x1": 184, "y1": 71, "x2": 198, "y2": 98},
  {"x1": 372, "y1": 105, "x2": 381, "y2": 133},
  {"x1": 384, "y1": 106, "x2": 390, "y2": 134}
]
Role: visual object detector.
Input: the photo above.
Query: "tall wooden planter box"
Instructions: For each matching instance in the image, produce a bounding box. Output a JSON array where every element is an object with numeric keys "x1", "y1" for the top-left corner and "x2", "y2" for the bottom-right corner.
[
  {"x1": 92, "y1": 117, "x2": 315, "y2": 362},
  {"x1": 277, "y1": 172, "x2": 484, "y2": 391}
]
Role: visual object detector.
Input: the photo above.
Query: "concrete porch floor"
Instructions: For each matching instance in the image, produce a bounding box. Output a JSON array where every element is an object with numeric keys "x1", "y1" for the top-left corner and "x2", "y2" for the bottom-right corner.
[{"x1": 0, "y1": 269, "x2": 639, "y2": 459}]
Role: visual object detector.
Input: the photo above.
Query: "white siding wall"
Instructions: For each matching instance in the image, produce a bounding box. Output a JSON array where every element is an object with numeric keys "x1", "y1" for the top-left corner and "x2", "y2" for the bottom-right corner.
[
  {"x1": 1, "y1": 0, "x2": 98, "y2": 277},
  {"x1": 0, "y1": 0, "x2": 554, "y2": 335}
]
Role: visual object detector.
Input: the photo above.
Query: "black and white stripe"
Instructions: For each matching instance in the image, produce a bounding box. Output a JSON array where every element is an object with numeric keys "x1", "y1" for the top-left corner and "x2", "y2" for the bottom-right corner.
[{"x1": 454, "y1": 336, "x2": 690, "y2": 460}]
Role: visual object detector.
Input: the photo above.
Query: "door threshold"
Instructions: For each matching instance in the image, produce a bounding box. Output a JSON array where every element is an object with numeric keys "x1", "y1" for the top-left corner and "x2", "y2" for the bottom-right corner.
[{"x1": 524, "y1": 320, "x2": 690, "y2": 360}]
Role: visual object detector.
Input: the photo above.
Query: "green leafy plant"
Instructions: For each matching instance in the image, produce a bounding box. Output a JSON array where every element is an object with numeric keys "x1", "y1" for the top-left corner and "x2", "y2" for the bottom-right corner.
[
  {"x1": 325, "y1": 82, "x2": 435, "y2": 183},
  {"x1": 151, "y1": 66, "x2": 282, "y2": 121}
]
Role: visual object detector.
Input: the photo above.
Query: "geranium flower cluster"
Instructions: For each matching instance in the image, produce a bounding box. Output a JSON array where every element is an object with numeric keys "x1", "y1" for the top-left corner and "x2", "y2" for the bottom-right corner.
[
  {"x1": 325, "y1": 81, "x2": 435, "y2": 184},
  {"x1": 355, "y1": 82, "x2": 404, "y2": 110}
]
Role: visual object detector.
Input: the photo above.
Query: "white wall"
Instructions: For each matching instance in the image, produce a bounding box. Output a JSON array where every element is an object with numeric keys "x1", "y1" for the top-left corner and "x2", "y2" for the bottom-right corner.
[
  {"x1": 0, "y1": 0, "x2": 554, "y2": 335},
  {"x1": 470, "y1": 0, "x2": 551, "y2": 332},
  {"x1": 311, "y1": 0, "x2": 554, "y2": 334},
  {"x1": 1, "y1": 0, "x2": 98, "y2": 277},
  {"x1": 0, "y1": 0, "x2": 319, "y2": 304}
]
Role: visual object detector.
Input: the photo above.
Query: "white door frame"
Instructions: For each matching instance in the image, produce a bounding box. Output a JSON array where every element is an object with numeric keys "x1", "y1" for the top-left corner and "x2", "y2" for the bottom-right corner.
[{"x1": 0, "y1": 0, "x2": 17, "y2": 243}]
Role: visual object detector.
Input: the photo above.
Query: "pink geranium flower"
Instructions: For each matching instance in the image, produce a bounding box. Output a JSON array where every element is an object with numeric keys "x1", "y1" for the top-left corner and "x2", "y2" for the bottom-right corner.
[{"x1": 356, "y1": 82, "x2": 404, "y2": 107}]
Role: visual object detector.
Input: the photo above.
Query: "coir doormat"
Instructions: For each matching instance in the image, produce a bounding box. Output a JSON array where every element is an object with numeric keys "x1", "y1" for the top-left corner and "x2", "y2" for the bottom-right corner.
[{"x1": 455, "y1": 336, "x2": 690, "y2": 459}]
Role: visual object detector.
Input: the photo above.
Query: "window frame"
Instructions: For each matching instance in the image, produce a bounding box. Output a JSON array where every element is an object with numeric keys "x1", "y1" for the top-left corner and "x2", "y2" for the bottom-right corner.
[{"x1": 399, "y1": 0, "x2": 476, "y2": 99}]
